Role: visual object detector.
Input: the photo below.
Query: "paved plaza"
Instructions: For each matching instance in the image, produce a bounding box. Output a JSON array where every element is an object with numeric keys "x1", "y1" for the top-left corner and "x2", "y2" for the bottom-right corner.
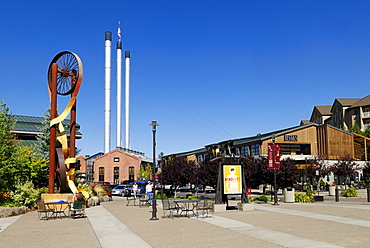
[{"x1": 0, "y1": 190, "x2": 370, "y2": 248}]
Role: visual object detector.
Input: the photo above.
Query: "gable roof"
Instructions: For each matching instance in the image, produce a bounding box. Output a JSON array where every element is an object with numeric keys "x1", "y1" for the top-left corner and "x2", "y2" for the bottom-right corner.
[
  {"x1": 348, "y1": 95, "x2": 370, "y2": 108},
  {"x1": 314, "y1": 106, "x2": 332, "y2": 116}
]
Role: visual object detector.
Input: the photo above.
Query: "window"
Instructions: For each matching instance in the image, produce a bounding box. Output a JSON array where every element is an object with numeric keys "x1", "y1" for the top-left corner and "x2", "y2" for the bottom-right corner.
[
  {"x1": 280, "y1": 144, "x2": 311, "y2": 155},
  {"x1": 114, "y1": 157, "x2": 120, "y2": 162},
  {"x1": 114, "y1": 167, "x2": 119, "y2": 184},
  {"x1": 233, "y1": 147, "x2": 240, "y2": 155},
  {"x1": 251, "y1": 144, "x2": 260, "y2": 156},
  {"x1": 240, "y1": 146, "x2": 248, "y2": 156},
  {"x1": 197, "y1": 154, "x2": 203, "y2": 163},
  {"x1": 129, "y1": 166, "x2": 135, "y2": 181},
  {"x1": 99, "y1": 167, "x2": 105, "y2": 182}
]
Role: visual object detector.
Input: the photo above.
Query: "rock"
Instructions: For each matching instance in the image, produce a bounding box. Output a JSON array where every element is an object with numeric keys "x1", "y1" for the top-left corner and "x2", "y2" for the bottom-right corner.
[{"x1": 0, "y1": 207, "x2": 27, "y2": 218}]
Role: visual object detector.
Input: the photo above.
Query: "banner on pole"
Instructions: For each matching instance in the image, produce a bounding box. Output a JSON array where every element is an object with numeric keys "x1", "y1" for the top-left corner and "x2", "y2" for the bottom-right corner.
[{"x1": 268, "y1": 143, "x2": 281, "y2": 170}]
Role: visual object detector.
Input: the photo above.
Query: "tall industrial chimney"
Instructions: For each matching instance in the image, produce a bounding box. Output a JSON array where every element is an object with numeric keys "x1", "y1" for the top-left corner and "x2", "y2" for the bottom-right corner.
[
  {"x1": 125, "y1": 51, "x2": 130, "y2": 149},
  {"x1": 104, "y1": 31, "x2": 112, "y2": 154},
  {"x1": 116, "y1": 33, "x2": 122, "y2": 148}
]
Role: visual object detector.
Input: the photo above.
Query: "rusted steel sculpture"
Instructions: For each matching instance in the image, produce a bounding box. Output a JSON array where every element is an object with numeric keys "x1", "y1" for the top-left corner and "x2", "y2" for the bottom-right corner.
[{"x1": 48, "y1": 51, "x2": 83, "y2": 193}]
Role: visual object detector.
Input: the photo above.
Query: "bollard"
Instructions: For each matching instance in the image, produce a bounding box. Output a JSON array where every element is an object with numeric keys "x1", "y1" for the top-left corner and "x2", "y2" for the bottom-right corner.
[
  {"x1": 367, "y1": 188, "x2": 370, "y2": 203},
  {"x1": 335, "y1": 188, "x2": 339, "y2": 202}
]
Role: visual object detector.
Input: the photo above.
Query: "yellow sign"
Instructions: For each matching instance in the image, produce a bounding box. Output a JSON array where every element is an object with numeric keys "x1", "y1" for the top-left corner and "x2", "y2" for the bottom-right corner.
[{"x1": 223, "y1": 165, "x2": 242, "y2": 194}]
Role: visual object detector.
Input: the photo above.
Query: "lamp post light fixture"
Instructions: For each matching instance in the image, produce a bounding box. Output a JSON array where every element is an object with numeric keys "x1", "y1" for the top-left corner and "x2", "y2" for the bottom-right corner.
[
  {"x1": 149, "y1": 121, "x2": 159, "y2": 221},
  {"x1": 272, "y1": 134, "x2": 279, "y2": 205}
]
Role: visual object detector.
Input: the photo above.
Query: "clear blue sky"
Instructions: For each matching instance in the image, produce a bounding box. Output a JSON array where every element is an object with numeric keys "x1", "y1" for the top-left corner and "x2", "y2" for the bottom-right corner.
[{"x1": 2, "y1": 1, "x2": 370, "y2": 158}]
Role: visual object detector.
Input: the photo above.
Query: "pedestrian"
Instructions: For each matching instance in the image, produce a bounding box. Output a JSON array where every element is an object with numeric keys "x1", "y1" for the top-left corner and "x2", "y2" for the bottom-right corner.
[
  {"x1": 146, "y1": 181, "x2": 153, "y2": 204},
  {"x1": 132, "y1": 182, "x2": 138, "y2": 198}
]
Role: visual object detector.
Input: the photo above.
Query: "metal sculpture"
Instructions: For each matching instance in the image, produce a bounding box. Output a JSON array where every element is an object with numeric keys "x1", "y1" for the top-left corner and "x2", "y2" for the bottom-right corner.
[{"x1": 48, "y1": 51, "x2": 82, "y2": 193}]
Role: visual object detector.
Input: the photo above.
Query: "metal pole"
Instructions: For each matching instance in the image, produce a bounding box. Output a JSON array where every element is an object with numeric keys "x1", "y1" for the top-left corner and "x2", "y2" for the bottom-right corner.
[
  {"x1": 335, "y1": 187, "x2": 339, "y2": 202},
  {"x1": 367, "y1": 188, "x2": 370, "y2": 203},
  {"x1": 48, "y1": 63, "x2": 58, "y2": 193},
  {"x1": 273, "y1": 137, "x2": 279, "y2": 205},
  {"x1": 150, "y1": 121, "x2": 159, "y2": 221}
]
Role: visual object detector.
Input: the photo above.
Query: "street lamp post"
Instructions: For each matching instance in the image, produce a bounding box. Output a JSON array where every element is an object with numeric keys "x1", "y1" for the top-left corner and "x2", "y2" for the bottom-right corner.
[
  {"x1": 272, "y1": 135, "x2": 279, "y2": 205},
  {"x1": 150, "y1": 121, "x2": 159, "y2": 221}
]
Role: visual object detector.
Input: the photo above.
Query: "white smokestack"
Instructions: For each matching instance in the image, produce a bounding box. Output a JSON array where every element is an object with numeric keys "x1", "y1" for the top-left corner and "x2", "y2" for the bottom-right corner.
[
  {"x1": 125, "y1": 51, "x2": 130, "y2": 149},
  {"x1": 104, "y1": 31, "x2": 112, "y2": 154},
  {"x1": 116, "y1": 40, "x2": 122, "y2": 148}
]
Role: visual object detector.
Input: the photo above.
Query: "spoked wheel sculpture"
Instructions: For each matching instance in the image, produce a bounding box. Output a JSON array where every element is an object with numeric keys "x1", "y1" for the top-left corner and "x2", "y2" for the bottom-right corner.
[{"x1": 48, "y1": 51, "x2": 83, "y2": 193}]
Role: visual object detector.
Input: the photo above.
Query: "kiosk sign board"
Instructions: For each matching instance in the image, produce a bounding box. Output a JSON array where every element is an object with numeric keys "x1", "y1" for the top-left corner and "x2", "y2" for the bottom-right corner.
[{"x1": 223, "y1": 165, "x2": 242, "y2": 194}]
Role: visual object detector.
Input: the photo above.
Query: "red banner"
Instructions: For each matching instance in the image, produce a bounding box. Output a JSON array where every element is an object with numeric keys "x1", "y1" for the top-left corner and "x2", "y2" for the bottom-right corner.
[{"x1": 268, "y1": 143, "x2": 280, "y2": 170}]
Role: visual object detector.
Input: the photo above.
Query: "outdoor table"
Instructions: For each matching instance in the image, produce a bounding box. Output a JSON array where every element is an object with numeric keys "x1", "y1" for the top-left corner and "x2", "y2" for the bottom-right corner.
[
  {"x1": 174, "y1": 199, "x2": 200, "y2": 217},
  {"x1": 45, "y1": 201, "x2": 70, "y2": 219}
]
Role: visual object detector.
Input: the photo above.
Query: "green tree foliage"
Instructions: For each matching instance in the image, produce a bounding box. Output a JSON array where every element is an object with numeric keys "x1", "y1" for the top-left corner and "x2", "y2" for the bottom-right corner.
[
  {"x1": 363, "y1": 125, "x2": 370, "y2": 138},
  {"x1": 36, "y1": 109, "x2": 51, "y2": 161},
  {"x1": 0, "y1": 101, "x2": 17, "y2": 191},
  {"x1": 350, "y1": 121, "x2": 362, "y2": 134},
  {"x1": 138, "y1": 163, "x2": 152, "y2": 180},
  {"x1": 13, "y1": 146, "x2": 48, "y2": 188}
]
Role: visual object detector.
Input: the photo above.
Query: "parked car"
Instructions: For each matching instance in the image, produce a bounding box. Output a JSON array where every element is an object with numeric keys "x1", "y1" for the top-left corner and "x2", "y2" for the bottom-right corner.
[{"x1": 111, "y1": 184, "x2": 131, "y2": 196}]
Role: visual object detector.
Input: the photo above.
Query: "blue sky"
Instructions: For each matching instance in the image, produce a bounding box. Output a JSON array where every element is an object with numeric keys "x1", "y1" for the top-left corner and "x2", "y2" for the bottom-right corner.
[{"x1": 2, "y1": 1, "x2": 370, "y2": 158}]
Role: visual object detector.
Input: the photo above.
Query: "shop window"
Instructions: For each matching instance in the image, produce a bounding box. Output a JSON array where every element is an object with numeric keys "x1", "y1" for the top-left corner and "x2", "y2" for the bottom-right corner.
[
  {"x1": 280, "y1": 144, "x2": 311, "y2": 155},
  {"x1": 240, "y1": 146, "x2": 249, "y2": 156},
  {"x1": 251, "y1": 144, "x2": 260, "y2": 156}
]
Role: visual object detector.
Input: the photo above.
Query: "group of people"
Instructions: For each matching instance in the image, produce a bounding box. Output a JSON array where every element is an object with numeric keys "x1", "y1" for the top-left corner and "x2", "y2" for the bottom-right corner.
[{"x1": 131, "y1": 181, "x2": 154, "y2": 204}]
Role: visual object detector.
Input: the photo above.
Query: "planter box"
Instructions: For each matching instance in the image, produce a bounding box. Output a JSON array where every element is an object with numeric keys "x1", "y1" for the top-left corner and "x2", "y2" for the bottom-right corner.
[
  {"x1": 313, "y1": 196, "x2": 324, "y2": 202},
  {"x1": 213, "y1": 204, "x2": 227, "y2": 213},
  {"x1": 237, "y1": 203, "x2": 254, "y2": 211}
]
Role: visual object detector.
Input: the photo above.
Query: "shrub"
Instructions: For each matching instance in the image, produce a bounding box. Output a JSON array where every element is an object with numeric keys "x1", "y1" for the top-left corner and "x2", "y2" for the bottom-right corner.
[
  {"x1": 258, "y1": 196, "x2": 268, "y2": 202},
  {"x1": 342, "y1": 187, "x2": 357, "y2": 197},
  {"x1": 10, "y1": 181, "x2": 40, "y2": 208},
  {"x1": 294, "y1": 192, "x2": 313, "y2": 203}
]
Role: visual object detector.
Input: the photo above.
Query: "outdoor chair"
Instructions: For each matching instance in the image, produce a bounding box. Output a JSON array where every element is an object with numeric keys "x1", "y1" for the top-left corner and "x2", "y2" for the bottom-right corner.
[
  {"x1": 37, "y1": 200, "x2": 53, "y2": 220},
  {"x1": 196, "y1": 199, "x2": 214, "y2": 218},
  {"x1": 70, "y1": 200, "x2": 86, "y2": 219},
  {"x1": 126, "y1": 196, "x2": 137, "y2": 206},
  {"x1": 161, "y1": 198, "x2": 180, "y2": 219},
  {"x1": 139, "y1": 194, "x2": 150, "y2": 207}
]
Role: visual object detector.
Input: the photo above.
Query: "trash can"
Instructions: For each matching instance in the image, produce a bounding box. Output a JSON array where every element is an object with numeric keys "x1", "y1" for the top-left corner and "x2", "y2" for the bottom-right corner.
[
  {"x1": 284, "y1": 187, "x2": 295, "y2": 203},
  {"x1": 329, "y1": 186, "x2": 335, "y2": 196}
]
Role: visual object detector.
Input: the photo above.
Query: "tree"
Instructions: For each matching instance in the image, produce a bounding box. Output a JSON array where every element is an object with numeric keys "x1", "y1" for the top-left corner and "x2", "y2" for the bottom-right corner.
[
  {"x1": 331, "y1": 155, "x2": 360, "y2": 186},
  {"x1": 305, "y1": 156, "x2": 331, "y2": 189},
  {"x1": 277, "y1": 158, "x2": 299, "y2": 189},
  {"x1": 13, "y1": 146, "x2": 48, "y2": 188},
  {"x1": 362, "y1": 161, "x2": 370, "y2": 187},
  {"x1": 159, "y1": 157, "x2": 195, "y2": 191},
  {"x1": 138, "y1": 163, "x2": 152, "y2": 180},
  {"x1": 350, "y1": 121, "x2": 362, "y2": 134},
  {"x1": 0, "y1": 101, "x2": 18, "y2": 191},
  {"x1": 197, "y1": 161, "x2": 218, "y2": 189},
  {"x1": 35, "y1": 109, "x2": 51, "y2": 161}
]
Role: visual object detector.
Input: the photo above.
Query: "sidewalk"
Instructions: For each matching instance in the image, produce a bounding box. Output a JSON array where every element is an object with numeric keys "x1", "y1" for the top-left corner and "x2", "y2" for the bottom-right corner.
[{"x1": 0, "y1": 190, "x2": 370, "y2": 247}]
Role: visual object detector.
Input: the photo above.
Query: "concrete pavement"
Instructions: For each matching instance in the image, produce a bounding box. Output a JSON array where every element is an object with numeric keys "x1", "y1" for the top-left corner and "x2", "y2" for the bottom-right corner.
[{"x1": 0, "y1": 190, "x2": 370, "y2": 247}]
